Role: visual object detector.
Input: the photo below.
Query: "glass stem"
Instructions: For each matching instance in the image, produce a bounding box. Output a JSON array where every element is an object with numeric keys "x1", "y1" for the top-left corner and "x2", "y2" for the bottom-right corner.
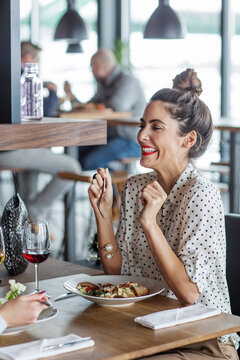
[{"x1": 35, "y1": 263, "x2": 39, "y2": 292}]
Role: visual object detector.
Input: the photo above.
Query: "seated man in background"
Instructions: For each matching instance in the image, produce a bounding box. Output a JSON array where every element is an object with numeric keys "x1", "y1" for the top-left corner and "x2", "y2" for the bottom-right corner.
[
  {"x1": 21, "y1": 41, "x2": 59, "y2": 117},
  {"x1": 0, "y1": 41, "x2": 81, "y2": 218},
  {"x1": 64, "y1": 48, "x2": 146, "y2": 170}
]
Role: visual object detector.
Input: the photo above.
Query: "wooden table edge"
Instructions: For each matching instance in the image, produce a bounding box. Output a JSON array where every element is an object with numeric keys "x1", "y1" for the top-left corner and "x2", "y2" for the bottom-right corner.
[{"x1": 101, "y1": 313, "x2": 240, "y2": 360}]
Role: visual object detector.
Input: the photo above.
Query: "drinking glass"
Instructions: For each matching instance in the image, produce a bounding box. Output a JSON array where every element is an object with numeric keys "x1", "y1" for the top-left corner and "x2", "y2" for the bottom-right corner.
[
  {"x1": 0, "y1": 226, "x2": 5, "y2": 265},
  {"x1": 22, "y1": 219, "x2": 50, "y2": 293}
]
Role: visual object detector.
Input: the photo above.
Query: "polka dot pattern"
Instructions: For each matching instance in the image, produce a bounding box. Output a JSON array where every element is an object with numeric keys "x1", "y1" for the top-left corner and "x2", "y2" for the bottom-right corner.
[{"x1": 115, "y1": 163, "x2": 239, "y2": 347}]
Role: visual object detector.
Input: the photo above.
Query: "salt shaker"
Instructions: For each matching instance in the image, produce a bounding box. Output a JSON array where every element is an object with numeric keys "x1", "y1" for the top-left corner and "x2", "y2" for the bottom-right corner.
[{"x1": 21, "y1": 63, "x2": 43, "y2": 120}]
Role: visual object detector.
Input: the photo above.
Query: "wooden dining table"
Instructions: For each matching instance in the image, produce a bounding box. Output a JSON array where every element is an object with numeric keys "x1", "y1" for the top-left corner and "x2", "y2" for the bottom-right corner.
[{"x1": 1, "y1": 259, "x2": 240, "y2": 360}]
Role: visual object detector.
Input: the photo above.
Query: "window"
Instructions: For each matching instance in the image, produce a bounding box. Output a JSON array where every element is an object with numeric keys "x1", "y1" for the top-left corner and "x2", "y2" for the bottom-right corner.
[
  {"x1": 20, "y1": 0, "x2": 31, "y2": 39},
  {"x1": 21, "y1": 0, "x2": 98, "y2": 104},
  {"x1": 231, "y1": 0, "x2": 240, "y2": 118},
  {"x1": 130, "y1": 0, "x2": 221, "y2": 167}
]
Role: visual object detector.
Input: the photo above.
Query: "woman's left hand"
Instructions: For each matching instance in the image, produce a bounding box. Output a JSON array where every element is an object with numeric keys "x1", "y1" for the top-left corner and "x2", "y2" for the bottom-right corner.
[{"x1": 140, "y1": 181, "x2": 167, "y2": 226}]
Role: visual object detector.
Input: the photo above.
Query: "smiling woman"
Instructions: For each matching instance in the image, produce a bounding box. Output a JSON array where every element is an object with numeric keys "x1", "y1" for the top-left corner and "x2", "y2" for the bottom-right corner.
[
  {"x1": 136, "y1": 69, "x2": 213, "y2": 193},
  {"x1": 87, "y1": 68, "x2": 240, "y2": 359}
]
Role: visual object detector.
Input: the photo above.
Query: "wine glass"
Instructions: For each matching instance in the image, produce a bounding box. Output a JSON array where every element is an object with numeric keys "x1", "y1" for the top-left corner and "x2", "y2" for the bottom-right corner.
[
  {"x1": 22, "y1": 219, "x2": 50, "y2": 293},
  {"x1": 0, "y1": 226, "x2": 5, "y2": 265}
]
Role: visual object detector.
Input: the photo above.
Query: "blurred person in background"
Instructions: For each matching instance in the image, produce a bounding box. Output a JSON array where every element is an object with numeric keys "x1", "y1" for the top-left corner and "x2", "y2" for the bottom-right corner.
[
  {"x1": 64, "y1": 48, "x2": 146, "y2": 170},
  {"x1": 21, "y1": 41, "x2": 59, "y2": 117}
]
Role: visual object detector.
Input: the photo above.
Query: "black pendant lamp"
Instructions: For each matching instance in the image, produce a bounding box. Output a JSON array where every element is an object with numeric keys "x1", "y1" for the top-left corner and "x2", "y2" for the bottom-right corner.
[
  {"x1": 54, "y1": 0, "x2": 88, "y2": 42},
  {"x1": 144, "y1": 0, "x2": 185, "y2": 39},
  {"x1": 66, "y1": 42, "x2": 83, "y2": 53}
]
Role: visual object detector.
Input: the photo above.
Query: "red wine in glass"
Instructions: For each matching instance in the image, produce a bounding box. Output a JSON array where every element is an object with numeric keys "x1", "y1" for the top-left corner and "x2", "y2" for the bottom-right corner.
[
  {"x1": 22, "y1": 219, "x2": 50, "y2": 293},
  {"x1": 23, "y1": 250, "x2": 50, "y2": 264}
]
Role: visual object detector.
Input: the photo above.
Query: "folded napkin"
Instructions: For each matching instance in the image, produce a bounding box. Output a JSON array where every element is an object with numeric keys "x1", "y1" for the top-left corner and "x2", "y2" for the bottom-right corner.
[
  {"x1": 135, "y1": 303, "x2": 221, "y2": 330},
  {"x1": 0, "y1": 334, "x2": 95, "y2": 360}
]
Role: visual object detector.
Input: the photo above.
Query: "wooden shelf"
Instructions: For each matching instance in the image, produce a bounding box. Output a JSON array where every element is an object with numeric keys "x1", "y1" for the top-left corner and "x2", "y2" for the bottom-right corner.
[{"x1": 0, "y1": 117, "x2": 107, "y2": 150}]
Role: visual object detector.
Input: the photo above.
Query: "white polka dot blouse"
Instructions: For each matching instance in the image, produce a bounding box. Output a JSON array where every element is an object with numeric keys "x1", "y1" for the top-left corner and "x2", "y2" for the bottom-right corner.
[{"x1": 115, "y1": 162, "x2": 239, "y2": 347}]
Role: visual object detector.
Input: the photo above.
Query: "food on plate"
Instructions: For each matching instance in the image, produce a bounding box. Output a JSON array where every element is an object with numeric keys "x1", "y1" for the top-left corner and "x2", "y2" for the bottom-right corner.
[{"x1": 77, "y1": 281, "x2": 149, "y2": 298}]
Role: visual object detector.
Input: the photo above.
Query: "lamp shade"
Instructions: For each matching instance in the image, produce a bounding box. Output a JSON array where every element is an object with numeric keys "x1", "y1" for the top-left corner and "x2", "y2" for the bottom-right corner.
[
  {"x1": 66, "y1": 42, "x2": 83, "y2": 53},
  {"x1": 144, "y1": 0, "x2": 185, "y2": 39},
  {"x1": 54, "y1": 0, "x2": 88, "y2": 41}
]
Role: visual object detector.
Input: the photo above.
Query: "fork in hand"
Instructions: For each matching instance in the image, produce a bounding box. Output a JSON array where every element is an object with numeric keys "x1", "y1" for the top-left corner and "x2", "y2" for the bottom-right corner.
[{"x1": 93, "y1": 174, "x2": 105, "y2": 219}]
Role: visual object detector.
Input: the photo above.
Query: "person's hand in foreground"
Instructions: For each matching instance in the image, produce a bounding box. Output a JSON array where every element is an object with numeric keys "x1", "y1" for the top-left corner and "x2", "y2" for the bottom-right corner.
[{"x1": 0, "y1": 292, "x2": 48, "y2": 328}]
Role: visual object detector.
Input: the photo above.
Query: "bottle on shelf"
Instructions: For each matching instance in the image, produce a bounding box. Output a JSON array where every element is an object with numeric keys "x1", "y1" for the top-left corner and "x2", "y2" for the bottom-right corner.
[{"x1": 21, "y1": 63, "x2": 43, "y2": 120}]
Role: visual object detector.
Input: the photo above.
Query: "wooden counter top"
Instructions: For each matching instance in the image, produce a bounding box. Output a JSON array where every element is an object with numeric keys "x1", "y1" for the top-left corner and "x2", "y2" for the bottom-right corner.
[
  {"x1": 59, "y1": 109, "x2": 132, "y2": 120},
  {"x1": 0, "y1": 117, "x2": 107, "y2": 150}
]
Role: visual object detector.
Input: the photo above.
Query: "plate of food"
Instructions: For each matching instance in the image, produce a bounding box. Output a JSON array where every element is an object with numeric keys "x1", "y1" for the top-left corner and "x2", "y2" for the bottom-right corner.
[
  {"x1": 1, "y1": 306, "x2": 59, "y2": 335},
  {"x1": 63, "y1": 274, "x2": 164, "y2": 307}
]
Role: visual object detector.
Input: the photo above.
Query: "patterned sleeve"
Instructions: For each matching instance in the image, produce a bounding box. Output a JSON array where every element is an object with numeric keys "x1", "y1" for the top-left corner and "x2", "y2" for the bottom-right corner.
[
  {"x1": 177, "y1": 184, "x2": 225, "y2": 293},
  {"x1": 115, "y1": 182, "x2": 129, "y2": 275}
]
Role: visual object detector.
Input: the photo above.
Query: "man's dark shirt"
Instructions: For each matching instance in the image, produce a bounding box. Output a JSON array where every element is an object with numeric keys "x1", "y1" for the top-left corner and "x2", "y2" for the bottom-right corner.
[{"x1": 89, "y1": 66, "x2": 146, "y2": 143}]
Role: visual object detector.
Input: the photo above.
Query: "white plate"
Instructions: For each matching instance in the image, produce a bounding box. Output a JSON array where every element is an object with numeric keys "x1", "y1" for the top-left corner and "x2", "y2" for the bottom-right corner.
[
  {"x1": 1, "y1": 306, "x2": 59, "y2": 335},
  {"x1": 63, "y1": 274, "x2": 164, "y2": 307}
]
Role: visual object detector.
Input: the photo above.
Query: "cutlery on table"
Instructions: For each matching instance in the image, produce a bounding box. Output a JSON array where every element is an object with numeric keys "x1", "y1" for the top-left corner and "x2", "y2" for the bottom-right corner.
[
  {"x1": 42, "y1": 337, "x2": 92, "y2": 351},
  {"x1": 54, "y1": 292, "x2": 77, "y2": 302}
]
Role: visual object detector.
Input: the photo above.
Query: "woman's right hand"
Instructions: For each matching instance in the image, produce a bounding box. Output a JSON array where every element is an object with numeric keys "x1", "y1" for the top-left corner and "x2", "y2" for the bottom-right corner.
[
  {"x1": 0, "y1": 293, "x2": 48, "y2": 328},
  {"x1": 88, "y1": 168, "x2": 113, "y2": 218}
]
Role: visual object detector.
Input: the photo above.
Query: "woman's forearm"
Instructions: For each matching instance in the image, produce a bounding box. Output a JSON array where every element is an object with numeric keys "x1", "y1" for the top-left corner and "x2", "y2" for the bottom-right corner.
[
  {"x1": 142, "y1": 221, "x2": 199, "y2": 305},
  {"x1": 95, "y1": 212, "x2": 122, "y2": 274}
]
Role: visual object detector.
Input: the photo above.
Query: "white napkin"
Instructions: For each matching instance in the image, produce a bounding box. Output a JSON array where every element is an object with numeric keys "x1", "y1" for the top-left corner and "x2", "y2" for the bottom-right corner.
[
  {"x1": 135, "y1": 303, "x2": 221, "y2": 330},
  {"x1": 0, "y1": 334, "x2": 95, "y2": 360}
]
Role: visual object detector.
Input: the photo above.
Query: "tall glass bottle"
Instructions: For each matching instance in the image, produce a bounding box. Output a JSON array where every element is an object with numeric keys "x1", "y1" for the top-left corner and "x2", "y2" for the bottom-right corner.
[{"x1": 21, "y1": 63, "x2": 43, "y2": 120}]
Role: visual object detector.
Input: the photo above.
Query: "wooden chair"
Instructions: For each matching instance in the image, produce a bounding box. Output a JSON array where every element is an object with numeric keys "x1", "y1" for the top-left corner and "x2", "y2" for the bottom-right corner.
[
  {"x1": 225, "y1": 213, "x2": 240, "y2": 355},
  {"x1": 225, "y1": 213, "x2": 240, "y2": 316}
]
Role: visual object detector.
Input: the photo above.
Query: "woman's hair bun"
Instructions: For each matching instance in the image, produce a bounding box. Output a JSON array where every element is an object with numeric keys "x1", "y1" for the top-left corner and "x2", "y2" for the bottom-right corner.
[{"x1": 172, "y1": 68, "x2": 202, "y2": 97}]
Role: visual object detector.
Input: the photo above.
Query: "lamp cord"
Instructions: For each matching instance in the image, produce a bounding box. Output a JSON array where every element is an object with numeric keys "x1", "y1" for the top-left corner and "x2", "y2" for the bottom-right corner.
[{"x1": 68, "y1": 0, "x2": 76, "y2": 11}]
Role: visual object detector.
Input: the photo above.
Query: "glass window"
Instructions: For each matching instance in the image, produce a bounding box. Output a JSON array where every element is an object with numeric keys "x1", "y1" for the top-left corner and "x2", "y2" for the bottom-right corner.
[
  {"x1": 20, "y1": 0, "x2": 31, "y2": 39},
  {"x1": 130, "y1": 0, "x2": 221, "y2": 167},
  {"x1": 38, "y1": 0, "x2": 97, "y2": 103},
  {"x1": 231, "y1": 0, "x2": 240, "y2": 118}
]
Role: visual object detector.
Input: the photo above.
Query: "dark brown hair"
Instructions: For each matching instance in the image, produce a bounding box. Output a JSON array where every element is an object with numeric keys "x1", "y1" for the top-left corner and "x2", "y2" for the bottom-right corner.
[{"x1": 150, "y1": 68, "x2": 213, "y2": 159}]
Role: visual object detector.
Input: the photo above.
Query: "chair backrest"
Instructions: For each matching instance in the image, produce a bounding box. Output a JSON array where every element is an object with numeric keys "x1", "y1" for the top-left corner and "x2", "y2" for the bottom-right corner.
[{"x1": 225, "y1": 213, "x2": 240, "y2": 317}]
